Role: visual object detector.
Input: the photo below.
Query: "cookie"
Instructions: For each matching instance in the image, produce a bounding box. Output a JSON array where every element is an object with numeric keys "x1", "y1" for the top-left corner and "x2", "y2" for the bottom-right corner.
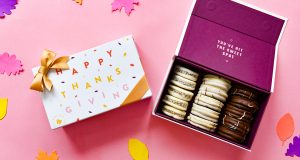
[
  {"x1": 202, "y1": 76, "x2": 231, "y2": 91},
  {"x1": 220, "y1": 114, "x2": 250, "y2": 135},
  {"x1": 231, "y1": 85, "x2": 258, "y2": 100},
  {"x1": 191, "y1": 103, "x2": 220, "y2": 123},
  {"x1": 195, "y1": 94, "x2": 224, "y2": 109},
  {"x1": 174, "y1": 65, "x2": 199, "y2": 82},
  {"x1": 198, "y1": 90, "x2": 227, "y2": 102},
  {"x1": 167, "y1": 85, "x2": 194, "y2": 101},
  {"x1": 188, "y1": 120, "x2": 215, "y2": 132},
  {"x1": 199, "y1": 84, "x2": 228, "y2": 98},
  {"x1": 204, "y1": 74, "x2": 231, "y2": 84},
  {"x1": 217, "y1": 125, "x2": 246, "y2": 143},
  {"x1": 224, "y1": 103, "x2": 253, "y2": 122},
  {"x1": 162, "y1": 105, "x2": 186, "y2": 120},
  {"x1": 170, "y1": 74, "x2": 197, "y2": 91},
  {"x1": 230, "y1": 95, "x2": 258, "y2": 113},
  {"x1": 187, "y1": 113, "x2": 217, "y2": 132},
  {"x1": 194, "y1": 97, "x2": 222, "y2": 112},
  {"x1": 162, "y1": 95, "x2": 188, "y2": 111}
]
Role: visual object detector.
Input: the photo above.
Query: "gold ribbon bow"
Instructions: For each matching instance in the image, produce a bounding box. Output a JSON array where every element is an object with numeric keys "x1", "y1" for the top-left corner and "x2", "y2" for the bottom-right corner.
[{"x1": 30, "y1": 50, "x2": 69, "y2": 92}]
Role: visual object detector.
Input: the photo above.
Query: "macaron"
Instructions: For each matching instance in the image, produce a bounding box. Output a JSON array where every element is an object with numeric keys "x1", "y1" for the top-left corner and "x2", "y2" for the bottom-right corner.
[
  {"x1": 174, "y1": 65, "x2": 199, "y2": 82},
  {"x1": 195, "y1": 94, "x2": 224, "y2": 109},
  {"x1": 224, "y1": 103, "x2": 253, "y2": 122},
  {"x1": 187, "y1": 113, "x2": 217, "y2": 132},
  {"x1": 202, "y1": 80, "x2": 231, "y2": 92},
  {"x1": 191, "y1": 103, "x2": 220, "y2": 123},
  {"x1": 231, "y1": 85, "x2": 258, "y2": 100},
  {"x1": 167, "y1": 84, "x2": 194, "y2": 101},
  {"x1": 204, "y1": 74, "x2": 231, "y2": 84},
  {"x1": 162, "y1": 105, "x2": 186, "y2": 120},
  {"x1": 162, "y1": 94, "x2": 188, "y2": 111},
  {"x1": 198, "y1": 90, "x2": 227, "y2": 102},
  {"x1": 170, "y1": 74, "x2": 197, "y2": 91},
  {"x1": 194, "y1": 96, "x2": 222, "y2": 112},
  {"x1": 199, "y1": 84, "x2": 228, "y2": 99},
  {"x1": 217, "y1": 125, "x2": 246, "y2": 143},
  {"x1": 230, "y1": 95, "x2": 258, "y2": 113},
  {"x1": 220, "y1": 114, "x2": 250, "y2": 135}
]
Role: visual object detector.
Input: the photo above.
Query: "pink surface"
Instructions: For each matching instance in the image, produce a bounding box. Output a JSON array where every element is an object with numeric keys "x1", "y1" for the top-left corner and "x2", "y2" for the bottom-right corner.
[{"x1": 0, "y1": 0, "x2": 299, "y2": 159}]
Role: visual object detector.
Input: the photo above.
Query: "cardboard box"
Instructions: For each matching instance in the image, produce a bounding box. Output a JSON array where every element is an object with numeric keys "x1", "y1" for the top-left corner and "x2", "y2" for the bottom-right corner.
[
  {"x1": 33, "y1": 35, "x2": 152, "y2": 129},
  {"x1": 153, "y1": 0, "x2": 287, "y2": 150}
]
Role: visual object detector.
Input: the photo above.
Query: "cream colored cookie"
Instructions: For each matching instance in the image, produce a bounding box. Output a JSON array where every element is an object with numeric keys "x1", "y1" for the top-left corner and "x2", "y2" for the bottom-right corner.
[
  {"x1": 202, "y1": 78, "x2": 231, "y2": 91},
  {"x1": 188, "y1": 120, "x2": 215, "y2": 132},
  {"x1": 162, "y1": 105, "x2": 186, "y2": 120},
  {"x1": 174, "y1": 65, "x2": 199, "y2": 82},
  {"x1": 162, "y1": 95, "x2": 188, "y2": 111},
  {"x1": 187, "y1": 114, "x2": 217, "y2": 132},
  {"x1": 170, "y1": 74, "x2": 197, "y2": 91},
  {"x1": 188, "y1": 120, "x2": 216, "y2": 132},
  {"x1": 194, "y1": 98, "x2": 222, "y2": 112},
  {"x1": 191, "y1": 103, "x2": 220, "y2": 123},
  {"x1": 204, "y1": 74, "x2": 231, "y2": 84},
  {"x1": 199, "y1": 84, "x2": 228, "y2": 98},
  {"x1": 195, "y1": 94, "x2": 224, "y2": 108},
  {"x1": 198, "y1": 90, "x2": 227, "y2": 102},
  {"x1": 167, "y1": 85, "x2": 194, "y2": 101}
]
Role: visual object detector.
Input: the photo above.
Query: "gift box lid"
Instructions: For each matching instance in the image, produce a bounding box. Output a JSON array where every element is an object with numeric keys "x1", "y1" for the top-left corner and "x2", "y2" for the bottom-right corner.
[
  {"x1": 31, "y1": 35, "x2": 152, "y2": 129},
  {"x1": 176, "y1": 0, "x2": 287, "y2": 92}
]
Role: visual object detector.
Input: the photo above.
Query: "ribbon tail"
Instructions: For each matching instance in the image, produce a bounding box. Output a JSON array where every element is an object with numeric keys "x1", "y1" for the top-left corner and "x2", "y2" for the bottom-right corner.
[
  {"x1": 43, "y1": 75, "x2": 53, "y2": 91},
  {"x1": 30, "y1": 74, "x2": 44, "y2": 92}
]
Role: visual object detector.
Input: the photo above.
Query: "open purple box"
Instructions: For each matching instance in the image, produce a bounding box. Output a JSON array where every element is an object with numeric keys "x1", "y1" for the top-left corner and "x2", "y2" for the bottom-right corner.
[{"x1": 153, "y1": 0, "x2": 287, "y2": 151}]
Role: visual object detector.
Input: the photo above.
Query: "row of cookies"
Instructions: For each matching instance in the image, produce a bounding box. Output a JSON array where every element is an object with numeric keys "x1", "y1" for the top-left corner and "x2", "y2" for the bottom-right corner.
[
  {"x1": 187, "y1": 74, "x2": 232, "y2": 132},
  {"x1": 217, "y1": 85, "x2": 259, "y2": 143},
  {"x1": 161, "y1": 65, "x2": 199, "y2": 120}
]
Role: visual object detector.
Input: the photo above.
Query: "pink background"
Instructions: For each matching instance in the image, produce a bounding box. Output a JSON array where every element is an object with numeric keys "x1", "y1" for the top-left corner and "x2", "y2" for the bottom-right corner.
[{"x1": 0, "y1": 0, "x2": 299, "y2": 159}]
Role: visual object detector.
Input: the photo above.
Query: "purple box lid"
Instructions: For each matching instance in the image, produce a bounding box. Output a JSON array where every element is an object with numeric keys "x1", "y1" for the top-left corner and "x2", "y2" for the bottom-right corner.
[{"x1": 178, "y1": 0, "x2": 286, "y2": 91}]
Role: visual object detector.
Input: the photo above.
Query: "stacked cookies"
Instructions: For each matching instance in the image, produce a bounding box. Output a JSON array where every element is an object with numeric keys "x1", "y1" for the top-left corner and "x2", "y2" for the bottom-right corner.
[
  {"x1": 188, "y1": 74, "x2": 231, "y2": 132},
  {"x1": 161, "y1": 65, "x2": 199, "y2": 120},
  {"x1": 217, "y1": 86, "x2": 259, "y2": 143}
]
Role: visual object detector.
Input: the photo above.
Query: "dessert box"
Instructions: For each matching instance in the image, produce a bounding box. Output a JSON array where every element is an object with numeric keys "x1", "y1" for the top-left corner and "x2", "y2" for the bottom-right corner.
[
  {"x1": 32, "y1": 35, "x2": 152, "y2": 129},
  {"x1": 153, "y1": 0, "x2": 287, "y2": 150}
]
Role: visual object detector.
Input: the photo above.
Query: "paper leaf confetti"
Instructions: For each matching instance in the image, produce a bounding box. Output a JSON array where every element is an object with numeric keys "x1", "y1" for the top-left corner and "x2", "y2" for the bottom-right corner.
[
  {"x1": 0, "y1": 0, "x2": 17, "y2": 18},
  {"x1": 73, "y1": 0, "x2": 82, "y2": 5},
  {"x1": 0, "y1": 98, "x2": 8, "y2": 120},
  {"x1": 36, "y1": 150, "x2": 59, "y2": 160},
  {"x1": 111, "y1": 0, "x2": 139, "y2": 15},
  {"x1": 276, "y1": 113, "x2": 295, "y2": 145},
  {"x1": 286, "y1": 135, "x2": 300, "y2": 157},
  {"x1": 128, "y1": 138, "x2": 149, "y2": 160},
  {"x1": 0, "y1": 52, "x2": 23, "y2": 76}
]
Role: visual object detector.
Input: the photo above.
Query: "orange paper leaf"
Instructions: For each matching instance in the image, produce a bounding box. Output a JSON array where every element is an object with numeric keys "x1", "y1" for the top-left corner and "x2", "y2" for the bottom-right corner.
[
  {"x1": 36, "y1": 150, "x2": 59, "y2": 160},
  {"x1": 276, "y1": 113, "x2": 295, "y2": 145}
]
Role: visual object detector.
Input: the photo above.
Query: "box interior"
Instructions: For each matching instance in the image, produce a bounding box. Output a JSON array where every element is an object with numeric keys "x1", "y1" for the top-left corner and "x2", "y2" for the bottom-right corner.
[{"x1": 154, "y1": 57, "x2": 270, "y2": 150}]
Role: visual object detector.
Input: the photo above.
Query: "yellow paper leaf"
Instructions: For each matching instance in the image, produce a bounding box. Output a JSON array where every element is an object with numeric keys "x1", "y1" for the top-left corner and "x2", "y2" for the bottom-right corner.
[
  {"x1": 0, "y1": 98, "x2": 8, "y2": 120},
  {"x1": 128, "y1": 138, "x2": 149, "y2": 160},
  {"x1": 36, "y1": 150, "x2": 59, "y2": 160}
]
